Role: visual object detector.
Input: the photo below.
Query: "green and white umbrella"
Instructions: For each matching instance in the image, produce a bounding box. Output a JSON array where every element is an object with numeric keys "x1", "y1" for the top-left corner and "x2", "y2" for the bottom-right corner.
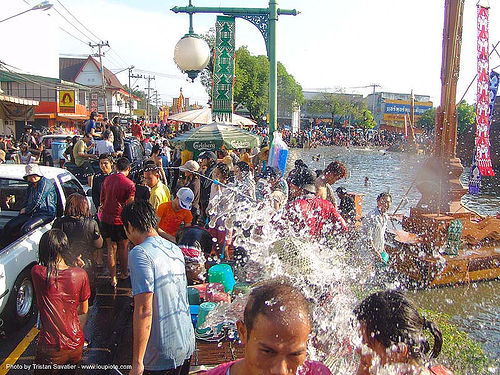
[{"x1": 170, "y1": 122, "x2": 261, "y2": 152}]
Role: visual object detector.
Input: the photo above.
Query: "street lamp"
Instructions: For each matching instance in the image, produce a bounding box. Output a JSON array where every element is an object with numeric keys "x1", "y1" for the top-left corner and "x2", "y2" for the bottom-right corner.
[
  {"x1": 173, "y1": 5, "x2": 210, "y2": 82},
  {"x1": 0, "y1": 1, "x2": 53, "y2": 23},
  {"x1": 171, "y1": 0, "x2": 298, "y2": 143}
]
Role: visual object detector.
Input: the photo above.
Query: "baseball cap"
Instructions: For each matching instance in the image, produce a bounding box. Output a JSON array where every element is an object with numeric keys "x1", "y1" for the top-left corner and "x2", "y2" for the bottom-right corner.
[
  {"x1": 198, "y1": 151, "x2": 217, "y2": 161},
  {"x1": 179, "y1": 160, "x2": 200, "y2": 173},
  {"x1": 177, "y1": 187, "x2": 194, "y2": 210}
]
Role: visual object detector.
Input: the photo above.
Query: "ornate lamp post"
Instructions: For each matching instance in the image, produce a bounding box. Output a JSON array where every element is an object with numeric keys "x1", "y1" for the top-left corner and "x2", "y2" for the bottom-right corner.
[{"x1": 171, "y1": 0, "x2": 298, "y2": 141}]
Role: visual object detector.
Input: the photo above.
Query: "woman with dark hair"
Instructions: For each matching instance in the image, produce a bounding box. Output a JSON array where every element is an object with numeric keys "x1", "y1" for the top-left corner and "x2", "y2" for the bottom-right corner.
[
  {"x1": 355, "y1": 290, "x2": 453, "y2": 375},
  {"x1": 53, "y1": 193, "x2": 103, "y2": 295},
  {"x1": 207, "y1": 162, "x2": 233, "y2": 257},
  {"x1": 31, "y1": 229, "x2": 90, "y2": 374},
  {"x1": 233, "y1": 161, "x2": 255, "y2": 201}
]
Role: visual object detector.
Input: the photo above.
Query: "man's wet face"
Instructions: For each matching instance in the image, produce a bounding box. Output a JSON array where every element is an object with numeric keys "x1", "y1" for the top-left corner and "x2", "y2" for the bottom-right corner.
[
  {"x1": 377, "y1": 196, "x2": 392, "y2": 214},
  {"x1": 239, "y1": 312, "x2": 310, "y2": 375}
]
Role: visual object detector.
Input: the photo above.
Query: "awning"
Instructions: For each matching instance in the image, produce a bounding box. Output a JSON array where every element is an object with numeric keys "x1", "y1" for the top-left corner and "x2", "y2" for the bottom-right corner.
[{"x1": 0, "y1": 94, "x2": 39, "y2": 106}]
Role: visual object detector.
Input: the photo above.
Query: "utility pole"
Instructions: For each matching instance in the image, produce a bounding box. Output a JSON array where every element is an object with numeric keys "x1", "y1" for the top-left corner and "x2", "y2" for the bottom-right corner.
[
  {"x1": 129, "y1": 70, "x2": 142, "y2": 117},
  {"x1": 89, "y1": 41, "x2": 110, "y2": 119},
  {"x1": 144, "y1": 75, "x2": 155, "y2": 121}
]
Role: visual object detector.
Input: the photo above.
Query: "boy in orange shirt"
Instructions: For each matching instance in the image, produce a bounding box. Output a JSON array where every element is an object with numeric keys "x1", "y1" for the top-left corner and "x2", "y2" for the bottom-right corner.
[{"x1": 157, "y1": 187, "x2": 193, "y2": 243}]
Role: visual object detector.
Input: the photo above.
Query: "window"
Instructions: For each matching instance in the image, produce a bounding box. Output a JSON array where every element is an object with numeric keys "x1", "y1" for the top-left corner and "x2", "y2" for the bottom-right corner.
[
  {"x1": 0, "y1": 178, "x2": 29, "y2": 211},
  {"x1": 59, "y1": 177, "x2": 84, "y2": 198}
]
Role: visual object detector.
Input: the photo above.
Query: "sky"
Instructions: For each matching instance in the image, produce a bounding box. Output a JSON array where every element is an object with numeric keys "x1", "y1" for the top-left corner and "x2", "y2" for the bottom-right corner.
[{"x1": 1, "y1": 0, "x2": 500, "y2": 108}]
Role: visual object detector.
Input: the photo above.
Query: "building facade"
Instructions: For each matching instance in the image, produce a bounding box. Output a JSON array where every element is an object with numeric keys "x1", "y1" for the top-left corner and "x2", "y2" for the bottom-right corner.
[
  {"x1": 0, "y1": 70, "x2": 89, "y2": 134},
  {"x1": 366, "y1": 91, "x2": 433, "y2": 132},
  {"x1": 60, "y1": 56, "x2": 138, "y2": 117}
]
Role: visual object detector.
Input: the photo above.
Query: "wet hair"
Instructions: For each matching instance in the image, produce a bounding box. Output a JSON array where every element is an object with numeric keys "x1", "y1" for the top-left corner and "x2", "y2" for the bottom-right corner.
[
  {"x1": 112, "y1": 117, "x2": 119, "y2": 125},
  {"x1": 152, "y1": 144, "x2": 161, "y2": 155},
  {"x1": 38, "y1": 229, "x2": 76, "y2": 285},
  {"x1": 102, "y1": 129, "x2": 112, "y2": 140},
  {"x1": 244, "y1": 279, "x2": 312, "y2": 338},
  {"x1": 377, "y1": 192, "x2": 392, "y2": 202},
  {"x1": 99, "y1": 153, "x2": 113, "y2": 162},
  {"x1": 116, "y1": 157, "x2": 131, "y2": 172},
  {"x1": 215, "y1": 162, "x2": 230, "y2": 181},
  {"x1": 355, "y1": 290, "x2": 443, "y2": 361},
  {"x1": 64, "y1": 193, "x2": 91, "y2": 218},
  {"x1": 324, "y1": 160, "x2": 347, "y2": 179},
  {"x1": 121, "y1": 200, "x2": 159, "y2": 233},
  {"x1": 235, "y1": 161, "x2": 250, "y2": 173},
  {"x1": 84, "y1": 132, "x2": 93, "y2": 139}
]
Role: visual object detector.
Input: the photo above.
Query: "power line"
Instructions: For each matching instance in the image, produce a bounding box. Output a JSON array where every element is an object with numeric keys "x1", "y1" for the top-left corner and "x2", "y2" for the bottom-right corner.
[
  {"x1": 58, "y1": 26, "x2": 89, "y2": 46},
  {"x1": 134, "y1": 68, "x2": 185, "y2": 81},
  {"x1": 56, "y1": 0, "x2": 103, "y2": 42},
  {"x1": 51, "y1": 5, "x2": 98, "y2": 44}
]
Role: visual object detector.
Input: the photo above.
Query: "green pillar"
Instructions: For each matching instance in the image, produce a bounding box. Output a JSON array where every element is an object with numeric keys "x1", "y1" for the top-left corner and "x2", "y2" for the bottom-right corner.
[{"x1": 268, "y1": 0, "x2": 278, "y2": 143}]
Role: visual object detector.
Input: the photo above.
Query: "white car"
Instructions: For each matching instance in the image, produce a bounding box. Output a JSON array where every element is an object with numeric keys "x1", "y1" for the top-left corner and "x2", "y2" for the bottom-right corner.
[{"x1": 0, "y1": 165, "x2": 88, "y2": 328}]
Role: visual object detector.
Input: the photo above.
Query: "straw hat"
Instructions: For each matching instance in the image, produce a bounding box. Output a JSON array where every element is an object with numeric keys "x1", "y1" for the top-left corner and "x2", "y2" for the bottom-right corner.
[{"x1": 179, "y1": 160, "x2": 200, "y2": 173}]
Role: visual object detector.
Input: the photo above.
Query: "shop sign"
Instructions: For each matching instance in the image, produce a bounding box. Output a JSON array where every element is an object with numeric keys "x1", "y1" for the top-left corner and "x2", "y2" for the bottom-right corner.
[
  {"x1": 192, "y1": 141, "x2": 217, "y2": 151},
  {"x1": 59, "y1": 90, "x2": 75, "y2": 111}
]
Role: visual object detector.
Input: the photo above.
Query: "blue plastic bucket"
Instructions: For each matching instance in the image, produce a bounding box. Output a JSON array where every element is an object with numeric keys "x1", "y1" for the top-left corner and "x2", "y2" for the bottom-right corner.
[{"x1": 51, "y1": 141, "x2": 66, "y2": 160}]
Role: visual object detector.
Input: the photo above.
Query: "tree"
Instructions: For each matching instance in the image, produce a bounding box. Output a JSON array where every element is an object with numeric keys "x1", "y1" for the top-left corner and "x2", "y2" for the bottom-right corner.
[
  {"x1": 352, "y1": 102, "x2": 376, "y2": 128},
  {"x1": 199, "y1": 28, "x2": 216, "y2": 99},
  {"x1": 417, "y1": 107, "x2": 436, "y2": 133},
  {"x1": 233, "y1": 47, "x2": 269, "y2": 120},
  {"x1": 123, "y1": 85, "x2": 147, "y2": 110},
  {"x1": 277, "y1": 62, "x2": 304, "y2": 116},
  {"x1": 417, "y1": 101, "x2": 475, "y2": 135},
  {"x1": 457, "y1": 101, "x2": 475, "y2": 134}
]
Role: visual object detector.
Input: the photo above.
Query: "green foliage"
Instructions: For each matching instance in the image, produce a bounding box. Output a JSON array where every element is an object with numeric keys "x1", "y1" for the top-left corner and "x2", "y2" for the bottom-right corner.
[
  {"x1": 457, "y1": 101, "x2": 476, "y2": 134},
  {"x1": 233, "y1": 46, "x2": 303, "y2": 120},
  {"x1": 417, "y1": 102, "x2": 475, "y2": 135},
  {"x1": 352, "y1": 102, "x2": 376, "y2": 129},
  {"x1": 199, "y1": 28, "x2": 216, "y2": 98},
  {"x1": 277, "y1": 62, "x2": 304, "y2": 115},
  {"x1": 417, "y1": 107, "x2": 436, "y2": 133},
  {"x1": 234, "y1": 46, "x2": 269, "y2": 120},
  {"x1": 304, "y1": 92, "x2": 373, "y2": 128},
  {"x1": 421, "y1": 309, "x2": 495, "y2": 375}
]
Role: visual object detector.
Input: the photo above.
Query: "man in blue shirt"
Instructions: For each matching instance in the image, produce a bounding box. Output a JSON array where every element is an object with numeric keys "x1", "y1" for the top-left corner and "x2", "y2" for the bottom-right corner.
[
  {"x1": 121, "y1": 200, "x2": 195, "y2": 375},
  {"x1": 1, "y1": 164, "x2": 57, "y2": 247},
  {"x1": 84, "y1": 111, "x2": 97, "y2": 136}
]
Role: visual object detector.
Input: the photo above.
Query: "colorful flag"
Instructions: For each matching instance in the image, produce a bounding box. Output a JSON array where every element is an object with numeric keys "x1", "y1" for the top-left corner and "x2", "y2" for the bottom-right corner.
[{"x1": 474, "y1": 5, "x2": 495, "y2": 176}]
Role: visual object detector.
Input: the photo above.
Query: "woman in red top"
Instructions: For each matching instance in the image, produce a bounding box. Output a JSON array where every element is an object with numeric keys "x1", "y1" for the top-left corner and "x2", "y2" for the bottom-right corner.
[{"x1": 32, "y1": 229, "x2": 90, "y2": 375}]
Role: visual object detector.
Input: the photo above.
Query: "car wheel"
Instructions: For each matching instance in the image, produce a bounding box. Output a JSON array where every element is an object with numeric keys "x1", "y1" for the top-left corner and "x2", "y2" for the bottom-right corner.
[{"x1": 6, "y1": 269, "x2": 36, "y2": 327}]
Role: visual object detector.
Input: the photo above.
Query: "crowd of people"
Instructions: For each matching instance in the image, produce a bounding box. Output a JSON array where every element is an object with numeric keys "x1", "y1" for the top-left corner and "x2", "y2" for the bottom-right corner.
[{"x1": 0, "y1": 114, "x2": 455, "y2": 375}]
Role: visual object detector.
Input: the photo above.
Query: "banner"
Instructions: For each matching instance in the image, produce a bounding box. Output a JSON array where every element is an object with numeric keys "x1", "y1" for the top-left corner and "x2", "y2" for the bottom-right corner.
[
  {"x1": 474, "y1": 5, "x2": 494, "y2": 176},
  {"x1": 59, "y1": 90, "x2": 75, "y2": 112},
  {"x1": 212, "y1": 16, "x2": 236, "y2": 122}
]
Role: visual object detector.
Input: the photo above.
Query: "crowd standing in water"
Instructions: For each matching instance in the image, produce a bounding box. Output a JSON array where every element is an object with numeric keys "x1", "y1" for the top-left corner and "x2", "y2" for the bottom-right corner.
[{"x1": 0, "y1": 115, "x2": 455, "y2": 375}]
